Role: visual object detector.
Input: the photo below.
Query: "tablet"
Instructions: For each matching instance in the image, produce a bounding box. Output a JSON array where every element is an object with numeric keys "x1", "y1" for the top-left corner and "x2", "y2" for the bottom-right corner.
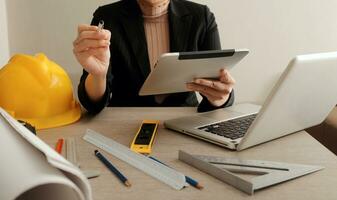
[{"x1": 139, "y1": 49, "x2": 249, "y2": 96}]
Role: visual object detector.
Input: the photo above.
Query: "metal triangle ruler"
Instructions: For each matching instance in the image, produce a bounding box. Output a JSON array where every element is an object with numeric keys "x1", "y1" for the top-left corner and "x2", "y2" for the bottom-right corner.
[
  {"x1": 83, "y1": 129, "x2": 187, "y2": 190},
  {"x1": 179, "y1": 150, "x2": 324, "y2": 195}
]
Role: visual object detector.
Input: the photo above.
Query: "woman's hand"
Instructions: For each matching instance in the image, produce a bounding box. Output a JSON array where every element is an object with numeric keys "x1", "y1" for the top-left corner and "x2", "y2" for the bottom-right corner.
[
  {"x1": 73, "y1": 24, "x2": 111, "y2": 102},
  {"x1": 186, "y1": 69, "x2": 235, "y2": 107},
  {"x1": 73, "y1": 24, "x2": 111, "y2": 78}
]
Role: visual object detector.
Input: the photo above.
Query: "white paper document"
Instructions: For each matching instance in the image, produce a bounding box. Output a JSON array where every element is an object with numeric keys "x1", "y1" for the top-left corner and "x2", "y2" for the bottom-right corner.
[{"x1": 0, "y1": 107, "x2": 92, "y2": 200}]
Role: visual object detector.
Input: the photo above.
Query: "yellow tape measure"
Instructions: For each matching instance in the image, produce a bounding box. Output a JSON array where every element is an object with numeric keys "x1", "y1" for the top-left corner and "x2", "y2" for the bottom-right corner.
[{"x1": 130, "y1": 120, "x2": 160, "y2": 154}]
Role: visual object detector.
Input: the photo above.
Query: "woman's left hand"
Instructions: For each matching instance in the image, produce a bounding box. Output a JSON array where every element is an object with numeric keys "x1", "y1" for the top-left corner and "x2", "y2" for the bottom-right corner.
[{"x1": 186, "y1": 69, "x2": 235, "y2": 107}]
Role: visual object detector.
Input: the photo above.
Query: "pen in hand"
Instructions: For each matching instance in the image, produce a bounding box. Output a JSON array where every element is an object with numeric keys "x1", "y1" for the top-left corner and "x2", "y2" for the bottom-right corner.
[
  {"x1": 95, "y1": 150, "x2": 131, "y2": 187},
  {"x1": 98, "y1": 20, "x2": 104, "y2": 31}
]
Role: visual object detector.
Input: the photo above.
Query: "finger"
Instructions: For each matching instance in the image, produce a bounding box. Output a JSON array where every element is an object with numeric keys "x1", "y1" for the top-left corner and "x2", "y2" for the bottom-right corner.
[
  {"x1": 199, "y1": 91, "x2": 220, "y2": 102},
  {"x1": 74, "y1": 39, "x2": 110, "y2": 53},
  {"x1": 73, "y1": 47, "x2": 110, "y2": 69},
  {"x1": 78, "y1": 24, "x2": 98, "y2": 34},
  {"x1": 187, "y1": 83, "x2": 227, "y2": 103},
  {"x1": 74, "y1": 30, "x2": 111, "y2": 45},
  {"x1": 74, "y1": 40, "x2": 110, "y2": 53},
  {"x1": 187, "y1": 83, "x2": 230, "y2": 99},
  {"x1": 194, "y1": 78, "x2": 232, "y2": 93},
  {"x1": 214, "y1": 82, "x2": 233, "y2": 94},
  {"x1": 186, "y1": 84, "x2": 222, "y2": 101},
  {"x1": 194, "y1": 78, "x2": 213, "y2": 88},
  {"x1": 219, "y1": 69, "x2": 235, "y2": 85},
  {"x1": 74, "y1": 46, "x2": 109, "y2": 57},
  {"x1": 219, "y1": 69, "x2": 234, "y2": 83}
]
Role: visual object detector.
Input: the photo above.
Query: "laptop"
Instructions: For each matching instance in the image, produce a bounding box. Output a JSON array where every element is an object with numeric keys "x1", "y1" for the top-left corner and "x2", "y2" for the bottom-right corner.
[{"x1": 164, "y1": 51, "x2": 337, "y2": 151}]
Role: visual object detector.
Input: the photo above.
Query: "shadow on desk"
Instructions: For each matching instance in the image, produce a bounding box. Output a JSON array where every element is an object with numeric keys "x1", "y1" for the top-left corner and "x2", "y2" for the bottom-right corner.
[{"x1": 307, "y1": 107, "x2": 337, "y2": 155}]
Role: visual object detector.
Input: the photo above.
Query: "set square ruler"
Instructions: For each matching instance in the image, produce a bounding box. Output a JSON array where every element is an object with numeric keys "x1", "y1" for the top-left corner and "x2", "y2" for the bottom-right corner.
[{"x1": 179, "y1": 150, "x2": 323, "y2": 195}]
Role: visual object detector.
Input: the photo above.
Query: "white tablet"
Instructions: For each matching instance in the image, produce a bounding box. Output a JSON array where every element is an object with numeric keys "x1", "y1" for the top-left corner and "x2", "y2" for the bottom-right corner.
[{"x1": 139, "y1": 49, "x2": 249, "y2": 96}]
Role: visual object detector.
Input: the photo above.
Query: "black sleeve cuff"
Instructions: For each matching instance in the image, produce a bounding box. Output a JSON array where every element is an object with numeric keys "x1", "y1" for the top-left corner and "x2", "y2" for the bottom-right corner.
[
  {"x1": 197, "y1": 90, "x2": 235, "y2": 113},
  {"x1": 77, "y1": 72, "x2": 111, "y2": 115}
]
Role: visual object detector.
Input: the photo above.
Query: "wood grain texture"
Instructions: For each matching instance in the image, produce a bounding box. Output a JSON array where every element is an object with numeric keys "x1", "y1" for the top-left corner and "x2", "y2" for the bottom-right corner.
[{"x1": 38, "y1": 107, "x2": 337, "y2": 200}]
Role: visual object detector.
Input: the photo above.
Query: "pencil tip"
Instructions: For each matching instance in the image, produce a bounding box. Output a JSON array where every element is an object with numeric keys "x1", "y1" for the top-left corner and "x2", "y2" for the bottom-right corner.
[
  {"x1": 125, "y1": 181, "x2": 132, "y2": 187},
  {"x1": 196, "y1": 184, "x2": 204, "y2": 190}
]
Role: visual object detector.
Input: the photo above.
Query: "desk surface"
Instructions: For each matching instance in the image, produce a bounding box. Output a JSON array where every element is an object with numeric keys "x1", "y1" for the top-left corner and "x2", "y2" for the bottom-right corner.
[{"x1": 38, "y1": 107, "x2": 337, "y2": 200}]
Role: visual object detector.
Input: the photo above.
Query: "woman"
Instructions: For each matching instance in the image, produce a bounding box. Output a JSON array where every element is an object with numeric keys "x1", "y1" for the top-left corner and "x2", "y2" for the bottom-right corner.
[{"x1": 73, "y1": 0, "x2": 235, "y2": 114}]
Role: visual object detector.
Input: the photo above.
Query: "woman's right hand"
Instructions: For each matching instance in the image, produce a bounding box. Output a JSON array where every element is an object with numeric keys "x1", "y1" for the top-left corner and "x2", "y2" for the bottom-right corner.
[{"x1": 73, "y1": 24, "x2": 111, "y2": 78}]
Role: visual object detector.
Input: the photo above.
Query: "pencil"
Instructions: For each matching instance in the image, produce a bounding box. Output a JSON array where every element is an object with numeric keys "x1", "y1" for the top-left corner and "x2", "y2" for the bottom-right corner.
[
  {"x1": 55, "y1": 138, "x2": 64, "y2": 154},
  {"x1": 149, "y1": 156, "x2": 204, "y2": 190},
  {"x1": 94, "y1": 150, "x2": 131, "y2": 187}
]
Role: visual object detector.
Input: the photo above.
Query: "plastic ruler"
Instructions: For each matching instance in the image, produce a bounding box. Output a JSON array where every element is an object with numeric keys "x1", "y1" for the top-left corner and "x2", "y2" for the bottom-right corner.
[
  {"x1": 66, "y1": 137, "x2": 100, "y2": 179},
  {"x1": 83, "y1": 129, "x2": 187, "y2": 190},
  {"x1": 66, "y1": 138, "x2": 79, "y2": 167}
]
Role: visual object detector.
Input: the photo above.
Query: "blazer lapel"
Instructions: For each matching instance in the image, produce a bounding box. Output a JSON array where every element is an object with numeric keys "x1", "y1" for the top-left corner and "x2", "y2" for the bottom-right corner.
[
  {"x1": 169, "y1": 0, "x2": 193, "y2": 52},
  {"x1": 120, "y1": 0, "x2": 150, "y2": 78},
  {"x1": 119, "y1": 0, "x2": 193, "y2": 78}
]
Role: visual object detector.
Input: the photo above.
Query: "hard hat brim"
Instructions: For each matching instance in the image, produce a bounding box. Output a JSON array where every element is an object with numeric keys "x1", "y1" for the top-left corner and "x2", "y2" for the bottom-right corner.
[{"x1": 18, "y1": 102, "x2": 82, "y2": 130}]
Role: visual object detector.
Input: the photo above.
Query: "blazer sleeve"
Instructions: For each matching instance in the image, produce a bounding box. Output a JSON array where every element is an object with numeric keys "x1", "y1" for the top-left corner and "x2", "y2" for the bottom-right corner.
[
  {"x1": 197, "y1": 5, "x2": 235, "y2": 113},
  {"x1": 77, "y1": 8, "x2": 113, "y2": 114}
]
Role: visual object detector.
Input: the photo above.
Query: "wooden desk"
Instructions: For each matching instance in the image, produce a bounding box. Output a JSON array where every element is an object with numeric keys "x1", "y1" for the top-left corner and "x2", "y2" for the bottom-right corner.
[{"x1": 38, "y1": 108, "x2": 337, "y2": 200}]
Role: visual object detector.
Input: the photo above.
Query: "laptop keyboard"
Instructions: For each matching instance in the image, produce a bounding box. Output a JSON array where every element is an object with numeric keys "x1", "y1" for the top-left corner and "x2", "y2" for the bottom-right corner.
[{"x1": 198, "y1": 114, "x2": 258, "y2": 140}]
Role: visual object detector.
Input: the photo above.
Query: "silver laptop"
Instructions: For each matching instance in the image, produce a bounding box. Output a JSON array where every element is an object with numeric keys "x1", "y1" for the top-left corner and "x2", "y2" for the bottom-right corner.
[{"x1": 164, "y1": 51, "x2": 337, "y2": 151}]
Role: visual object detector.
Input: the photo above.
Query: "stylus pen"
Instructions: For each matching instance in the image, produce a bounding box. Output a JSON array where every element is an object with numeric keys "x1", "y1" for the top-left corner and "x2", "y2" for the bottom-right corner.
[
  {"x1": 95, "y1": 150, "x2": 131, "y2": 187},
  {"x1": 149, "y1": 156, "x2": 204, "y2": 190}
]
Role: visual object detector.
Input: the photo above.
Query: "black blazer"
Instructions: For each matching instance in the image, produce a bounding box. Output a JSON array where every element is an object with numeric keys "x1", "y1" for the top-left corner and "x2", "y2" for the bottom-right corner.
[{"x1": 78, "y1": 0, "x2": 234, "y2": 114}]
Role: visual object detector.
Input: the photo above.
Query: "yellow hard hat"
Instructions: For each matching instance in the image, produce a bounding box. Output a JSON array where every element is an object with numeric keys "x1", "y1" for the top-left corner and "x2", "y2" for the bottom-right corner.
[{"x1": 0, "y1": 53, "x2": 81, "y2": 130}]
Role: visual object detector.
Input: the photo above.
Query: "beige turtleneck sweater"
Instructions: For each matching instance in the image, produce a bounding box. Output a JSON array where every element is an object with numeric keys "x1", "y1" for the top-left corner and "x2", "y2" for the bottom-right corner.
[
  {"x1": 137, "y1": 0, "x2": 170, "y2": 70},
  {"x1": 138, "y1": 0, "x2": 171, "y2": 103}
]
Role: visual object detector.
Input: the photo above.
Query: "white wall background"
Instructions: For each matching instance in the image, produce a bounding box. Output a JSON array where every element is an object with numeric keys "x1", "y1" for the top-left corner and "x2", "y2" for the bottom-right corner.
[
  {"x1": 0, "y1": 0, "x2": 9, "y2": 67},
  {"x1": 5, "y1": 0, "x2": 337, "y2": 104}
]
